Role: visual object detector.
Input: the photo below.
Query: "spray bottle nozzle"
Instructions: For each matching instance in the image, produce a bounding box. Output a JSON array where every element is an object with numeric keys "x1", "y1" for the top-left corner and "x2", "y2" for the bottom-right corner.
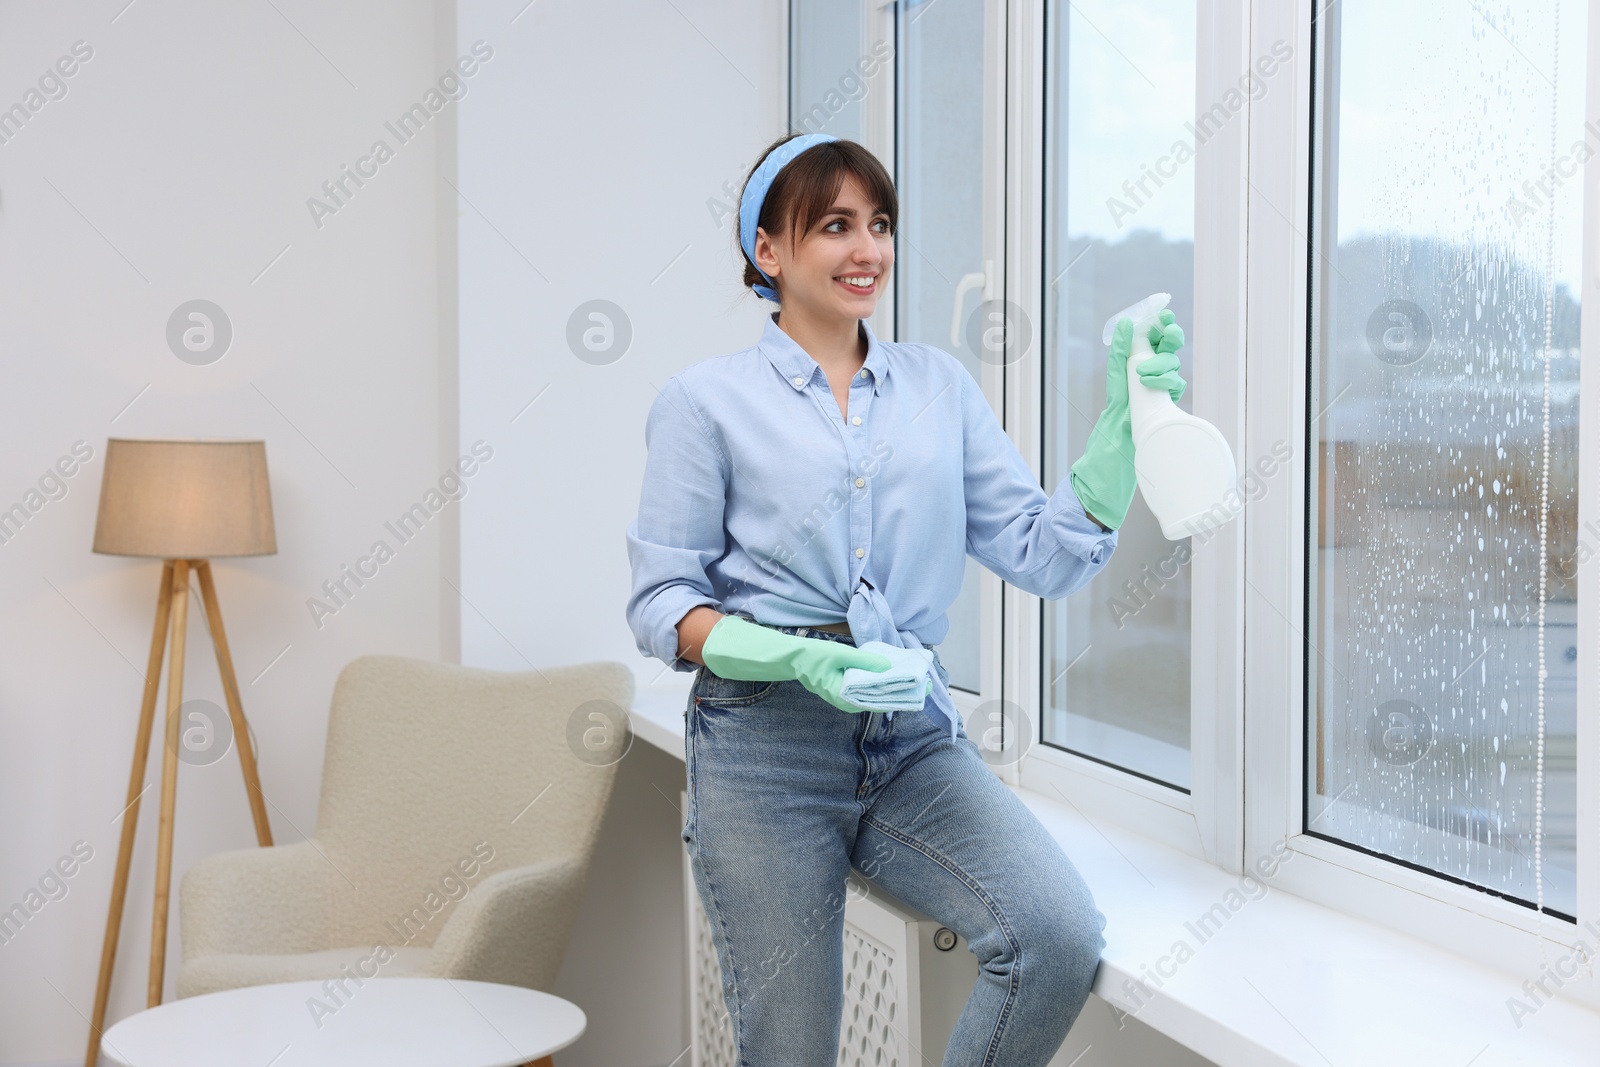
[{"x1": 1100, "y1": 292, "x2": 1172, "y2": 345}]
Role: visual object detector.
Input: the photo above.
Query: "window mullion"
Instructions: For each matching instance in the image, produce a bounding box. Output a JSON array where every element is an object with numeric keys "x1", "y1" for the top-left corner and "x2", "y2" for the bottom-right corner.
[{"x1": 1190, "y1": 0, "x2": 1252, "y2": 874}]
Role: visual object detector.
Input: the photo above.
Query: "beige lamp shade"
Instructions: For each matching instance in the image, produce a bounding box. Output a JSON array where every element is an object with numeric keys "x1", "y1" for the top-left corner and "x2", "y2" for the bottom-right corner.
[{"x1": 92, "y1": 438, "x2": 277, "y2": 558}]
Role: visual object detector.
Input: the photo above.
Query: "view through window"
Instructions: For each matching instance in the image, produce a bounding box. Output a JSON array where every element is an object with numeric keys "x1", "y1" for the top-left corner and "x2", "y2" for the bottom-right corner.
[
  {"x1": 1305, "y1": 1, "x2": 1585, "y2": 918},
  {"x1": 1042, "y1": 0, "x2": 1199, "y2": 789}
]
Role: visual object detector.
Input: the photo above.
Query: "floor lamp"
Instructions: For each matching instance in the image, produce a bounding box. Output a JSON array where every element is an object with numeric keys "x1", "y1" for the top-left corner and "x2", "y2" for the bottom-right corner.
[{"x1": 84, "y1": 438, "x2": 277, "y2": 1067}]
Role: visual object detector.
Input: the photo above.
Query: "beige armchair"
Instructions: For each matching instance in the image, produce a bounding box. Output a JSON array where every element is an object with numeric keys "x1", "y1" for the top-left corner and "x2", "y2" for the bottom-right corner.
[{"x1": 176, "y1": 654, "x2": 630, "y2": 1006}]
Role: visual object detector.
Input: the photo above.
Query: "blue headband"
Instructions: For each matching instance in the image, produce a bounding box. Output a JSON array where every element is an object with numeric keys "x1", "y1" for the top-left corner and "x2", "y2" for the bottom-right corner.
[{"x1": 739, "y1": 133, "x2": 839, "y2": 303}]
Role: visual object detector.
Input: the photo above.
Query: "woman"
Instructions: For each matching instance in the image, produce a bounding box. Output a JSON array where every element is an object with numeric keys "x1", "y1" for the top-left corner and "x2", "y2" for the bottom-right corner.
[{"x1": 625, "y1": 132, "x2": 1187, "y2": 1064}]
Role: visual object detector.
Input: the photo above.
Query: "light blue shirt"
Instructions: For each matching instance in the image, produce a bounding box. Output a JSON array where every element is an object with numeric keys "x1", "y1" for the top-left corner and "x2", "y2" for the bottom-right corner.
[{"x1": 625, "y1": 311, "x2": 1118, "y2": 738}]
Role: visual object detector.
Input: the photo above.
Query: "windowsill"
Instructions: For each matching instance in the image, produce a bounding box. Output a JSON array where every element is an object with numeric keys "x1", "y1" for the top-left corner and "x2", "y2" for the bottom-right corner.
[{"x1": 628, "y1": 683, "x2": 1600, "y2": 1066}]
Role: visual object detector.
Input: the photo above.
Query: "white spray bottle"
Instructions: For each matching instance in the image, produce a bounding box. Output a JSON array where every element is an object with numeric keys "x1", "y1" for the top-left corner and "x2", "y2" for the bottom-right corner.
[{"x1": 1103, "y1": 292, "x2": 1241, "y2": 540}]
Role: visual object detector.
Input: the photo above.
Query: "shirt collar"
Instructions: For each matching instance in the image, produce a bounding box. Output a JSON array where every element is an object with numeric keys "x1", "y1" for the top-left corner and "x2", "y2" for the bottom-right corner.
[{"x1": 759, "y1": 311, "x2": 889, "y2": 396}]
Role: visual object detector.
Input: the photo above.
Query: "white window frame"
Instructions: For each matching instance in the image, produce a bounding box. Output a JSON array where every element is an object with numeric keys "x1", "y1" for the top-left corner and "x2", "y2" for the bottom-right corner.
[{"x1": 970, "y1": 0, "x2": 1010, "y2": 734}]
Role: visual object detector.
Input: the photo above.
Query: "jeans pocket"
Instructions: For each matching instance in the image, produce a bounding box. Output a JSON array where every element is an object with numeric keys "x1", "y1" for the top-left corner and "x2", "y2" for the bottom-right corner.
[{"x1": 693, "y1": 665, "x2": 783, "y2": 709}]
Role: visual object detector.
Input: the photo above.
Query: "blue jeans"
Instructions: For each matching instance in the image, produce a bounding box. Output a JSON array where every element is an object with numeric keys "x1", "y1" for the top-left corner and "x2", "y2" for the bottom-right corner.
[{"x1": 682, "y1": 622, "x2": 1107, "y2": 1066}]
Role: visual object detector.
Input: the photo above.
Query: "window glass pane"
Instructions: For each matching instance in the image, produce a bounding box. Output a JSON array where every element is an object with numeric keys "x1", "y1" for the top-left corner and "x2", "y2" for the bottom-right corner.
[
  {"x1": 1306, "y1": 1, "x2": 1584, "y2": 917},
  {"x1": 1042, "y1": 1, "x2": 1197, "y2": 788},
  {"x1": 792, "y1": 0, "x2": 873, "y2": 139},
  {"x1": 896, "y1": 0, "x2": 989, "y2": 694}
]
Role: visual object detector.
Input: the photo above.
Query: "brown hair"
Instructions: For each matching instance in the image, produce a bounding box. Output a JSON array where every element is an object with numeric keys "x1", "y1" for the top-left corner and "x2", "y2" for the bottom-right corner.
[{"x1": 737, "y1": 134, "x2": 897, "y2": 302}]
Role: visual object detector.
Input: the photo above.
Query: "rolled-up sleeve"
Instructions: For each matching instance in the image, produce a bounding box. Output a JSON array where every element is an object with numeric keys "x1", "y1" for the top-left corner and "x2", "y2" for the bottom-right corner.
[
  {"x1": 625, "y1": 375, "x2": 727, "y2": 671},
  {"x1": 959, "y1": 364, "x2": 1117, "y2": 599}
]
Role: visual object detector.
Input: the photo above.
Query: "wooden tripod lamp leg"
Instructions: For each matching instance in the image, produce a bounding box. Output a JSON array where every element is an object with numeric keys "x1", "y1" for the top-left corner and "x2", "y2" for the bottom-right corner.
[
  {"x1": 148, "y1": 559, "x2": 190, "y2": 1008},
  {"x1": 195, "y1": 561, "x2": 272, "y2": 847},
  {"x1": 84, "y1": 561, "x2": 175, "y2": 1067}
]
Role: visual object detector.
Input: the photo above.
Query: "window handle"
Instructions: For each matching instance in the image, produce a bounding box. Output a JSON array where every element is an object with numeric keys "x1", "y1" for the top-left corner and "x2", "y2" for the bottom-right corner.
[{"x1": 950, "y1": 259, "x2": 994, "y2": 347}]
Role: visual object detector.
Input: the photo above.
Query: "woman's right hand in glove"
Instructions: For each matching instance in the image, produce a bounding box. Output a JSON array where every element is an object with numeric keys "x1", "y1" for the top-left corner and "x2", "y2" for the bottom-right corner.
[{"x1": 699, "y1": 615, "x2": 891, "y2": 713}]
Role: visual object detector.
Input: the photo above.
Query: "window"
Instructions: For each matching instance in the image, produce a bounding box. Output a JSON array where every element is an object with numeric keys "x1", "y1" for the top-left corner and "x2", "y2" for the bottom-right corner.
[
  {"x1": 790, "y1": 0, "x2": 1596, "y2": 965},
  {"x1": 892, "y1": 0, "x2": 1000, "y2": 697},
  {"x1": 1042, "y1": 0, "x2": 1198, "y2": 790},
  {"x1": 791, "y1": 0, "x2": 990, "y2": 698},
  {"x1": 791, "y1": 0, "x2": 878, "y2": 142},
  {"x1": 1304, "y1": 0, "x2": 1585, "y2": 919}
]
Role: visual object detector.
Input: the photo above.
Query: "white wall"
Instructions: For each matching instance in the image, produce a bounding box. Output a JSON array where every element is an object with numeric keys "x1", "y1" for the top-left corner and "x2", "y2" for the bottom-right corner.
[
  {"x1": 454, "y1": 2, "x2": 785, "y2": 1062},
  {"x1": 0, "y1": 1, "x2": 455, "y2": 1061},
  {"x1": 455, "y1": 0, "x2": 785, "y2": 687}
]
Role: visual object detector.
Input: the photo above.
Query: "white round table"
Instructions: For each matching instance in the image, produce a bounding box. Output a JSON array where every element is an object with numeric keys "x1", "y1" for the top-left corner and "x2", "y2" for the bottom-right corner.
[{"x1": 99, "y1": 977, "x2": 586, "y2": 1067}]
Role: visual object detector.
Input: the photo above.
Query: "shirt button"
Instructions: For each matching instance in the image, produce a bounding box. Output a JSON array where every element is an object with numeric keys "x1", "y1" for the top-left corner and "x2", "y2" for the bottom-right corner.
[
  {"x1": 792, "y1": 376, "x2": 804, "y2": 386},
  {"x1": 855, "y1": 547, "x2": 865, "y2": 558},
  {"x1": 858, "y1": 369, "x2": 867, "y2": 378},
  {"x1": 854, "y1": 477, "x2": 865, "y2": 487},
  {"x1": 851, "y1": 415, "x2": 861, "y2": 425}
]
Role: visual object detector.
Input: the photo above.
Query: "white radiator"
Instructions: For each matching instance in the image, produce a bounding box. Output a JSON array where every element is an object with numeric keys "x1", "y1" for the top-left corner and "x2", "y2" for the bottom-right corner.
[{"x1": 682, "y1": 790, "x2": 979, "y2": 1065}]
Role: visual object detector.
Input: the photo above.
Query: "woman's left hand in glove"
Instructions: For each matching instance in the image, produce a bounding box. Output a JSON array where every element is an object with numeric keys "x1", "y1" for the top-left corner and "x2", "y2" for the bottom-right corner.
[
  {"x1": 1068, "y1": 309, "x2": 1190, "y2": 530},
  {"x1": 1138, "y1": 309, "x2": 1187, "y2": 402}
]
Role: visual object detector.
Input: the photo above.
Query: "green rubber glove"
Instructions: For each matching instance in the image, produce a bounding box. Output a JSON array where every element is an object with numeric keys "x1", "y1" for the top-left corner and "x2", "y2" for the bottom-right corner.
[
  {"x1": 1068, "y1": 310, "x2": 1188, "y2": 530},
  {"x1": 700, "y1": 616, "x2": 894, "y2": 714},
  {"x1": 1140, "y1": 310, "x2": 1188, "y2": 403}
]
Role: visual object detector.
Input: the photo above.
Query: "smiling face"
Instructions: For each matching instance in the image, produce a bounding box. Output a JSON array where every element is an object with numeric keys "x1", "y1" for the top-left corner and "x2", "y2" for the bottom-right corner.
[{"x1": 754, "y1": 171, "x2": 894, "y2": 322}]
